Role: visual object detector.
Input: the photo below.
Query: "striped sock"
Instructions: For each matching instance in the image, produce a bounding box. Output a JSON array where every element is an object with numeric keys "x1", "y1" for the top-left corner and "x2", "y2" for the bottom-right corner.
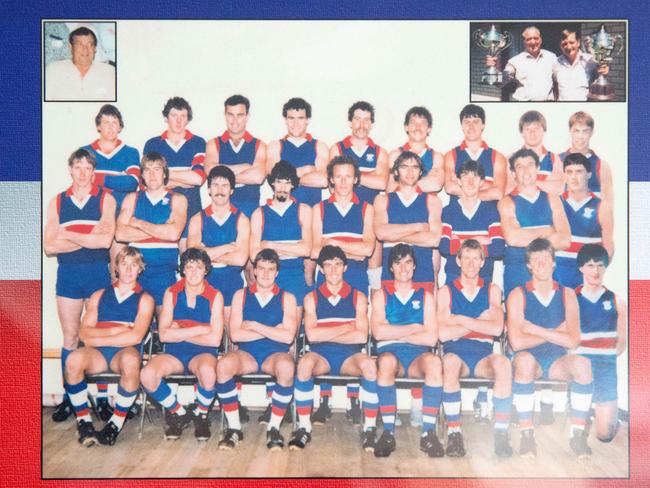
[
  {"x1": 145, "y1": 380, "x2": 185, "y2": 415},
  {"x1": 96, "y1": 382, "x2": 109, "y2": 401},
  {"x1": 319, "y1": 382, "x2": 332, "y2": 404},
  {"x1": 492, "y1": 395, "x2": 512, "y2": 431},
  {"x1": 265, "y1": 381, "x2": 275, "y2": 406},
  {"x1": 443, "y1": 389, "x2": 462, "y2": 433},
  {"x1": 60, "y1": 348, "x2": 73, "y2": 404},
  {"x1": 411, "y1": 387, "x2": 423, "y2": 409},
  {"x1": 477, "y1": 385, "x2": 489, "y2": 416},
  {"x1": 65, "y1": 380, "x2": 92, "y2": 423},
  {"x1": 216, "y1": 379, "x2": 240, "y2": 430},
  {"x1": 347, "y1": 382, "x2": 360, "y2": 408},
  {"x1": 109, "y1": 386, "x2": 137, "y2": 430},
  {"x1": 377, "y1": 384, "x2": 397, "y2": 433},
  {"x1": 570, "y1": 381, "x2": 593, "y2": 434},
  {"x1": 195, "y1": 384, "x2": 216, "y2": 416},
  {"x1": 513, "y1": 382, "x2": 535, "y2": 431},
  {"x1": 422, "y1": 384, "x2": 442, "y2": 433},
  {"x1": 361, "y1": 378, "x2": 378, "y2": 430},
  {"x1": 294, "y1": 378, "x2": 314, "y2": 431},
  {"x1": 269, "y1": 383, "x2": 293, "y2": 430}
]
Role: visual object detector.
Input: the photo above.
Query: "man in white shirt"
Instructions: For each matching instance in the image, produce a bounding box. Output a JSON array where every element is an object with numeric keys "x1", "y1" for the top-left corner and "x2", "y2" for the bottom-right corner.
[{"x1": 45, "y1": 27, "x2": 115, "y2": 101}]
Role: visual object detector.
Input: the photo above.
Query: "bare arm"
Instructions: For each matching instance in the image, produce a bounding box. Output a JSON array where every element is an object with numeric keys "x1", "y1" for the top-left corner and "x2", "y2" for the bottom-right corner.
[
  {"x1": 599, "y1": 158, "x2": 614, "y2": 211},
  {"x1": 443, "y1": 150, "x2": 462, "y2": 197},
  {"x1": 43, "y1": 196, "x2": 81, "y2": 256},
  {"x1": 373, "y1": 193, "x2": 429, "y2": 242},
  {"x1": 520, "y1": 288, "x2": 580, "y2": 349},
  {"x1": 115, "y1": 192, "x2": 149, "y2": 242},
  {"x1": 507, "y1": 288, "x2": 548, "y2": 351},
  {"x1": 204, "y1": 138, "x2": 220, "y2": 176},
  {"x1": 403, "y1": 291, "x2": 438, "y2": 346},
  {"x1": 359, "y1": 147, "x2": 389, "y2": 191},
  {"x1": 437, "y1": 285, "x2": 471, "y2": 342},
  {"x1": 265, "y1": 140, "x2": 282, "y2": 175},
  {"x1": 599, "y1": 195, "x2": 615, "y2": 261},
  {"x1": 456, "y1": 284, "x2": 504, "y2": 337},
  {"x1": 498, "y1": 195, "x2": 552, "y2": 247},
  {"x1": 158, "y1": 290, "x2": 212, "y2": 343},
  {"x1": 299, "y1": 140, "x2": 330, "y2": 188},
  {"x1": 185, "y1": 291, "x2": 224, "y2": 348},
  {"x1": 228, "y1": 289, "x2": 265, "y2": 343},
  {"x1": 243, "y1": 292, "x2": 298, "y2": 344},
  {"x1": 236, "y1": 142, "x2": 267, "y2": 185},
  {"x1": 478, "y1": 151, "x2": 506, "y2": 201},
  {"x1": 132, "y1": 193, "x2": 187, "y2": 242},
  {"x1": 263, "y1": 204, "x2": 312, "y2": 258},
  {"x1": 536, "y1": 153, "x2": 564, "y2": 196},
  {"x1": 59, "y1": 193, "x2": 116, "y2": 249},
  {"x1": 417, "y1": 151, "x2": 445, "y2": 193},
  {"x1": 547, "y1": 193, "x2": 571, "y2": 250},
  {"x1": 370, "y1": 289, "x2": 423, "y2": 341}
]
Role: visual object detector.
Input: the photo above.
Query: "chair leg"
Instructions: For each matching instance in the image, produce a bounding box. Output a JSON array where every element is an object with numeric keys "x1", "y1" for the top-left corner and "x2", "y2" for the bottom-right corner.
[{"x1": 138, "y1": 390, "x2": 148, "y2": 440}]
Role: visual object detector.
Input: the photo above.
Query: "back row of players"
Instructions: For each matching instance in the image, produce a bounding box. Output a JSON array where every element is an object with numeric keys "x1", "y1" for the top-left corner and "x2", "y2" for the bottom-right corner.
[{"x1": 44, "y1": 96, "x2": 625, "y2": 461}]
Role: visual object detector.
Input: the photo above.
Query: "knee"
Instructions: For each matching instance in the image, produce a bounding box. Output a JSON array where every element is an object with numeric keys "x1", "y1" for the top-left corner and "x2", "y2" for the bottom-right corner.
[
  {"x1": 296, "y1": 355, "x2": 315, "y2": 381},
  {"x1": 216, "y1": 356, "x2": 235, "y2": 382},
  {"x1": 139, "y1": 365, "x2": 160, "y2": 391},
  {"x1": 442, "y1": 354, "x2": 462, "y2": 377},
  {"x1": 197, "y1": 363, "x2": 217, "y2": 389},
  {"x1": 361, "y1": 357, "x2": 377, "y2": 381},
  {"x1": 493, "y1": 355, "x2": 513, "y2": 380},
  {"x1": 377, "y1": 353, "x2": 398, "y2": 373},
  {"x1": 512, "y1": 352, "x2": 535, "y2": 381},
  {"x1": 423, "y1": 354, "x2": 442, "y2": 380},
  {"x1": 276, "y1": 357, "x2": 295, "y2": 383},
  {"x1": 573, "y1": 356, "x2": 593, "y2": 384},
  {"x1": 64, "y1": 350, "x2": 85, "y2": 377},
  {"x1": 120, "y1": 351, "x2": 142, "y2": 376}
]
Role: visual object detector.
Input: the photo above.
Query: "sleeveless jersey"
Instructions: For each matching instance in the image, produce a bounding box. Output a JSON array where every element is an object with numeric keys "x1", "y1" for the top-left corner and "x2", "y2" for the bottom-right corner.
[
  {"x1": 399, "y1": 142, "x2": 434, "y2": 176},
  {"x1": 312, "y1": 281, "x2": 359, "y2": 332},
  {"x1": 522, "y1": 280, "x2": 567, "y2": 356},
  {"x1": 575, "y1": 286, "x2": 618, "y2": 356},
  {"x1": 504, "y1": 189, "x2": 553, "y2": 267},
  {"x1": 213, "y1": 131, "x2": 262, "y2": 210},
  {"x1": 377, "y1": 283, "x2": 426, "y2": 349},
  {"x1": 56, "y1": 185, "x2": 110, "y2": 265},
  {"x1": 536, "y1": 148, "x2": 555, "y2": 181},
  {"x1": 96, "y1": 282, "x2": 145, "y2": 329},
  {"x1": 261, "y1": 199, "x2": 303, "y2": 270},
  {"x1": 238, "y1": 283, "x2": 288, "y2": 352},
  {"x1": 200, "y1": 204, "x2": 242, "y2": 274},
  {"x1": 319, "y1": 193, "x2": 368, "y2": 265},
  {"x1": 130, "y1": 191, "x2": 179, "y2": 270},
  {"x1": 445, "y1": 278, "x2": 493, "y2": 346},
  {"x1": 336, "y1": 136, "x2": 383, "y2": 204},
  {"x1": 280, "y1": 135, "x2": 322, "y2": 206},
  {"x1": 452, "y1": 141, "x2": 497, "y2": 183}
]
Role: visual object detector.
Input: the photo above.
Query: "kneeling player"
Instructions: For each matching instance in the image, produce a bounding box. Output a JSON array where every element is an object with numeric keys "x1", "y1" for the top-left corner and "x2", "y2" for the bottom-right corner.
[
  {"x1": 140, "y1": 248, "x2": 224, "y2": 441},
  {"x1": 575, "y1": 244, "x2": 626, "y2": 442},
  {"x1": 438, "y1": 240, "x2": 513, "y2": 457},
  {"x1": 371, "y1": 244, "x2": 443, "y2": 458},
  {"x1": 290, "y1": 245, "x2": 378, "y2": 450},
  {"x1": 508, "y1": 238, "x2": 593, "y2": 458},
  {"x1": 64, "y1": 247, "x2": 154, "y2": 446},
  {"x1": 216, "y1": 249, "x2": 298, "y2": 451}
]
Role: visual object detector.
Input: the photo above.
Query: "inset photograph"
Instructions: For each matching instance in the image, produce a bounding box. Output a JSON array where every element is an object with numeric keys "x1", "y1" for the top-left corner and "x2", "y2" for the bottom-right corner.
[
  {"x1": 470, "y1": 21, "x2": 626, "y2": 102},
  {"x1": 44, "y1": 21, "x2": 116, "y2": 102}
]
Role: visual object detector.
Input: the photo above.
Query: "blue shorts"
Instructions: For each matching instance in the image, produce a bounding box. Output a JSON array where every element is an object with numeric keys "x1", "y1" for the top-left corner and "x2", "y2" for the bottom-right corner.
[
  {"x1": 163, "y1": 342, "x2": 218, "y2": 374},
  {"x1": 310, "y1": 342, "x2": 363, "y2": 375},
  {"x1": 208, "y1": 267, "x2": 243, "y2": 306},
  {"x1": 56, "y1": 262, "x2": 111, "y2": 299},
  {"x1": 554, "y1": 260, "x2": 582, "y2": 290},
  {"x1": 377, "y1": 343, "x2": 431, "y2": 376},
  {"x1": 583, "y1": 354, "x2": 618, "y2": 403},
  {"x1": 443, "y1": 339, "x2": 493, "y2": 377},
  {"x1": 277, "y1": 266, "x2": 309, "y2": 304},
  {"x1": 97, "y1": 346, "x2": 123, "y2": 367},
  {"x1": 525, "y1": 343, "x2": 567, "y2": 379},
  {"x1": 139, "y1": 266, "x2": 177, "y2": 305},
  {"x1": 316, "y1": 259, "x2": 368, "y2": 297},
  {"x1": 238, "y1": 339, "x2": 290, "y2": 371},
  {"x1": 503, "y1": 263, "x2": 531, "y2": 298}
]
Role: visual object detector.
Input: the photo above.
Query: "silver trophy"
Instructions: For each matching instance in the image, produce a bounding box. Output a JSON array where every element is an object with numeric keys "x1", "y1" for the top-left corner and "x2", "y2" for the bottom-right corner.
[
  {"x1": 473, "y1": 25, "x2": 512, "y2": 86},
  {"x1": 583, "y1": 25, "x2": 623, "y2": 101}
]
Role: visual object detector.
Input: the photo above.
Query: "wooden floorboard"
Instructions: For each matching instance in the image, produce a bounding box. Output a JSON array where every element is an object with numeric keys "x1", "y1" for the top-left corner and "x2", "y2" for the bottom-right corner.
[{"x1": 42, "y1": 408, "x2": 629, "y2": 479}]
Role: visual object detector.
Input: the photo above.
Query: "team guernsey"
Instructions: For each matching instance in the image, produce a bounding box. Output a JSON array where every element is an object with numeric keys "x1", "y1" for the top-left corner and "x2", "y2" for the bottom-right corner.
[
  {"x1": 536, "y1": 148, "x2": 555, "y2": 182},
  {"x1": 129, "y1": 191, "x2": 179, "y2": 305},
  {"x1": 55, "y1": 184, "x2": 111, "y2": 299},
  {"x1": 199, "y1": 204, "x2": 244, "y2": 306},
  {"x1": 555, "y1": 192, "x2": 603, "y2": 289},
  {"x1": 280, "y1": 134, "x2": 323, "y2": 206},
  {"x1": 452, "y1": 141, "x2": 497, "y2": 184},
  {"x1": 442, "y1": 279, "x2": 494, "y2": 375},
  {"x1": 560, "y1": 150, "x2": 603, "y2": 197},
  {"x1": 399, "y1": 143, "x2": 434, "y2": 176},
  {"x1": 440, "y1": 199, "x2": 504, "y2": 284},
  {"x1": 213, "y1": 131, "x2": 262, "y2": 217},
  {"x1": 309, "y1": 281, "x2": 363, "y2": 375},
  {"x1": 377, "y1": 283, "x2": 430, "y2": 373},
  {"x1": 94, "y1": 281, "x2": 147, "y2": 365},
  {"x1": 237, "y1": 283, "x2": 289, "y2": 369},
  {"x1": 520, "y1": 280, "x2": 567, "y2": 378},
  {"x1": 503, "y1": 189, "x2": 553, "y2": 296},
  {"x1": 261, "y1": 199, "x2": 309, "y2": 301},
  {"x1": 336, "y1": 136, "x2": 383, "y2": 204},
  {"x1": 317, "y1": 193, "x2": 370, "y2": 292},
  {"x1": 84, "y1": 139, "x2": 140, "y2": 213},
  {"x1": 143, "y1": 130, "x2": 207, "y2": 227},
  {"x1": 381, "y1": 189, "x2": 434, "y2": 289},
  {"x1": 575, "y1": 286, "x2": 619, "y2": 402},
  {"x1": 163, "y1": 279, "x2": 220, "y2": 372}
]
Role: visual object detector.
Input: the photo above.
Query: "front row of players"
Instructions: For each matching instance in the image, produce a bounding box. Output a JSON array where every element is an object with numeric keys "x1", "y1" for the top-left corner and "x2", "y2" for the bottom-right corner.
[{"x1": 64, "y1": 238, "x2": 625, "y2": 461}]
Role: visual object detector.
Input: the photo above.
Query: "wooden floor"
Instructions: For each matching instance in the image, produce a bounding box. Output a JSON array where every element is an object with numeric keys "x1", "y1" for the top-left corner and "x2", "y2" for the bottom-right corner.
[{"x1": 43, "y1": 408, "x2": 629, "y2": 478}]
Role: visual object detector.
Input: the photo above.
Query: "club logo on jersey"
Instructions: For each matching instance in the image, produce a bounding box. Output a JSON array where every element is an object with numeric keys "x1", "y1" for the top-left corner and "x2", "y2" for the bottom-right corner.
[
  {"x1": 583, "y1": 207, "x2": 595, "y2": 219},
  {"x1": 603, "y1": 300, "x2": 612, "y2": 311},
  {"x1": 366, "y1": 154, "x2": 375, "y2": 162},
  {"x1": 412, "y1": 300, "x2": 421, "y2": 310},
  {"x1": 162, "y1": 197, "x2": 170, "y2": 205}
]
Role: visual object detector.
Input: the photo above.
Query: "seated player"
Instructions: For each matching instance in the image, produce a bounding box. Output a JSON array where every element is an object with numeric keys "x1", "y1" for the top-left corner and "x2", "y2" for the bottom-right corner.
[
  {"x1": 371, "y1": 244, "x2": 443, "y2": 458},
  {"x1": 437, "y1": 240, "x2": 513, "y2": 457},
  {"x1": 140, "y1": 248, "x2": 224, "y2": 442},
  {"x1": 507, "y1": 238, "x2": 593, "y2": 459},
  {"x1": 575, "y1": 244, "x2": 627, "y2": 442},
  {"x1": 290, "y1": 245, "x2": 378, "y2": 450},
  {"x1": 64, "y1": 247, "x2": 154, "y2": 446},
  {"x1": 216, "y1": 249, "x2": 298, "y2": 451}
]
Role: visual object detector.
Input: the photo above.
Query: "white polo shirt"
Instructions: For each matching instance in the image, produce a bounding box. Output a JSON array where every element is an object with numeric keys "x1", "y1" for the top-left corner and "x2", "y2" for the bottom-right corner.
[
  {"x1": 553, "y1": 51, "x2": 599, "y2": 101},
  {"x1": 45, "y1": 59, "x2": 115, "y2": 101},
  {"x1": 505, "y1": 49, "x2": 557, "y2": 101}
]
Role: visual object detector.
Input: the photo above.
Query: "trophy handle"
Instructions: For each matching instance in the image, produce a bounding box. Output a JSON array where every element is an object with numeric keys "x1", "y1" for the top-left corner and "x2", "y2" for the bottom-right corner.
[
  {"x1": 499, "y1": 31, "x2": 513, "y2": 52},
  {"x1": 612, "y1": 34, "x2": 624, "y2": 57},
  {"x1": 472, "y1": 29, "x2": 485, "y2": 47},
  {"x1": 582, "y1": 36, "x2": 594, "y2": 55}
]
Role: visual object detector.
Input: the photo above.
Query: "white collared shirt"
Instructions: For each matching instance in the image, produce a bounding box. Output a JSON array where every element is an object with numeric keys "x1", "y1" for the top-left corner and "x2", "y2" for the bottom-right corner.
[
  {"x1": 45, "y1": 59, "x2": 115, "y2": 101},
  {"x1": 553, "y1": 51, "x2": 599, "y2": 101},
  {"x1": 505, "y1": 49, "x2": 557, "y2": 101}
]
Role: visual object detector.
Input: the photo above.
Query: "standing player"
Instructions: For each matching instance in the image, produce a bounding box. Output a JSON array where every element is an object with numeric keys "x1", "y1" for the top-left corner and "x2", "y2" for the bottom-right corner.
[
  {"x1": 188, "y1": 166, "x2": 250, "y2": 325},
  {"x1": 555, "y1": 153, "x2": 613, "y2": 289},
  {"x1": 204, "y1": 94, "x2": 267, "y2": 218},
  {"x1": 216, "y1": 249, "x2": 298, "y2": 451},
  {"x1": 143, "y1": 97, "x2": 206, "y2": 252},
  {"x1": 117, "y1": 153, "x2": 187, "y2": 312},
  {"x1": 498, "y1": 148, "x2": 570, "y2": 296},
  {"x1": 440, "y1": 159, "x2": 504, "y2": 285},
  {"x1": 266, "y1": 97, "x2": 329, "y2": 206},
  {"x1": 444, "y1": 104, "x2": 507, "y2": 201},
  {"x1": 44, "y1": 148, "x2": 116, "y2": 422},
  {"x1": 371, "y1": 244, "x2": 443, "y2": 458},
  {"x1": 140, "y1": 248, "x2": 224, "y2": 442},
  {"x1": 575, "y1": 244, "x2": 626, "y2": 442},
  {"x1": 64, "y1": 247, "x2": 154, "y2": 446},
  {"x1": 507, "y1": 238, "x2": 593, "y2": 459},
  {"x1": 387, "y1": 106, "x2": 445, "y2": 193},
  {"x1": 289, "y1": 245, "x2": 378, "y2": 450},
  {"x1": 437, "y1": 240, "x2": 513, "y2": 458},
  {"x1": 560, "y1": 111, "x2": 614, "y2": 206}
]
